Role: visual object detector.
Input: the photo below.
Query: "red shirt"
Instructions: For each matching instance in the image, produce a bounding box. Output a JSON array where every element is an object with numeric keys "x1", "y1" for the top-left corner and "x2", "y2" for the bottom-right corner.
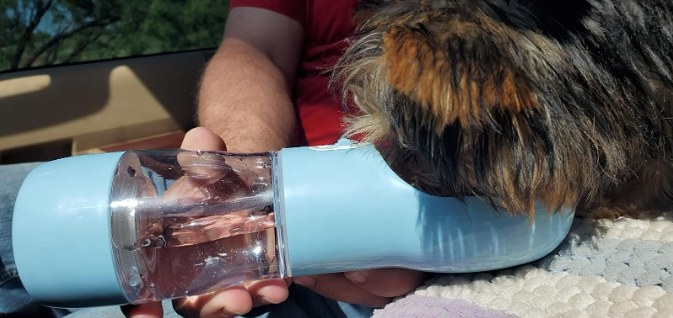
[{"x1": 229, "y1": 0, "x2": 358, "y2": 146}]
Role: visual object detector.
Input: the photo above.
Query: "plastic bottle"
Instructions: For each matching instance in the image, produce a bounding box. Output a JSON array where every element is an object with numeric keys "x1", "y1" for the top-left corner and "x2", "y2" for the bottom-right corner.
[{"x1": 12, "y1": 142, "x2": 574, "y2": 307}]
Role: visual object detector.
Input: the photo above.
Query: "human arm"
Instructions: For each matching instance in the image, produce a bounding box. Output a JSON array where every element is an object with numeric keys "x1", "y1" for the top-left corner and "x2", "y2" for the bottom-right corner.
[
  {"x1": 197, "y1": 7, "x2": 303, "y2": 152},
  {"x1": 123, "y1": 7, "x2": 303, "y2": 317},
  {"x1": 171, "y1": 9, "x2": 305, "y2": 315}
]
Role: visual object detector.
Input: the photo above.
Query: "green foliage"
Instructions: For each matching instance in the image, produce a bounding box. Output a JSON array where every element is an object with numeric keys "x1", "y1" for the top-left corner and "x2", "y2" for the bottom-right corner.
[{"x1": 0, "y1": 0, "x2": 228, "y2": 71}]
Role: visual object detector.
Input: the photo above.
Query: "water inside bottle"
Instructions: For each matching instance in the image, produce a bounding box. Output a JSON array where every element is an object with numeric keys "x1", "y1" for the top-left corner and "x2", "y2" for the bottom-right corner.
[
  {"x1": 123, "y1": 203, "x2": 279, "y2": 301},
  {"x1": 130, "y1": 198, "x2": 275, "y2": 249},
  {"x1": 111, "y1": 149, "x2": 282, "y2": 302}
]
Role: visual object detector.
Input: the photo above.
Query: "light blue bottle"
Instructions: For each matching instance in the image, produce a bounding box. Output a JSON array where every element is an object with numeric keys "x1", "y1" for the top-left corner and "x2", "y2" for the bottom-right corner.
[{"x1": 12, "y1": 141, "x2": 574, "y2": 308}]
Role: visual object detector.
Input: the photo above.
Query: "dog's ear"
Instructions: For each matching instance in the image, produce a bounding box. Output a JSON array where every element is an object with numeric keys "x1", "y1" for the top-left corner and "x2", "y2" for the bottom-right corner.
[
  {"x1": 336, "y1": 4, "x2": 563, "y2": 217},
  {"x1": 338, "y1": 6, "x2": 542, "y2": 146},
  {"x1": 339, "y1": 1, "x2": 672, "y2": 218},
  {"x1": 380, "y1": 12, "x2": 541, "y2": 133}
]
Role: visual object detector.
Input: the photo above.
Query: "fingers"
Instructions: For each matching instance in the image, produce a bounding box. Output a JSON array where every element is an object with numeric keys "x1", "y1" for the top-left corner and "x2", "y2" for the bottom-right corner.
[
  {"x1": 294, "y1": 274, "x2": 391, "y2": 308},
  {"x1": 245, "y1": 278, "x2": 291, "y2": 307},
  {"x1": 121, "y1": 302, "x2": 163, "y2": 318},
  {"x1": 294, "y1": 269, "x2": 429, "y2": 308},
  {"x1": 174, "y1": 286, "x2": 252, "y2": 318},
  {"x1": 344, "y1": 269, "x2": 429, "y2": 298},
  {"x1": 176, "y1": 128, "x2": 233, "y2": 188},
  {"x1": 172, "y1": 279, "x2": 290, "y2": 318}
]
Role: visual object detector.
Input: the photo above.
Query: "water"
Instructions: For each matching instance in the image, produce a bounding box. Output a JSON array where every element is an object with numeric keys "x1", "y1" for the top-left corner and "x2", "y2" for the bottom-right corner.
[
  {"x1": 121, "y1": 205, "x2": 279, "y2": 301},
  {"x1": 132, "y1": 203, "x2": 275, "y2": 249},
  {"x1": 111, "y1": 149, "x2": 280, "y2": 302}
]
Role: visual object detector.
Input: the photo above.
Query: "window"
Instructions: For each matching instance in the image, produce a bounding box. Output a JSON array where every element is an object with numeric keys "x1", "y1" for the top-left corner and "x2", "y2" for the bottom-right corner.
[
  {"x1": 0, "y1": 0, "x2": 229, "y2": 163},
  {"x1": 0, "y1": 0, "x2": 228, "y2": 72}
]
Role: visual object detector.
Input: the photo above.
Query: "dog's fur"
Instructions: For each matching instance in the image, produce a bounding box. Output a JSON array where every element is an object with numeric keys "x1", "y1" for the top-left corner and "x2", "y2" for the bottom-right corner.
[{"x1": 335, "y1": 0, "x2": 673, "y2": 218}]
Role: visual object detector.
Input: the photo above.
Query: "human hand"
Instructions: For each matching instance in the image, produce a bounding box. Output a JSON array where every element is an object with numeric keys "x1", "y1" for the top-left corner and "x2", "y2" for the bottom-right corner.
[
  {"x1": 294, "y1": 269, "x2": 429, "y2": 308},
  {"x1": 122, "y1": 127, "x2": 290, "y2": 318}
]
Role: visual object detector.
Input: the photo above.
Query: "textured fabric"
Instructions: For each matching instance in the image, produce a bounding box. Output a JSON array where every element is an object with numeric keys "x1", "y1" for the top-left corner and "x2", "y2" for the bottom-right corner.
[
  {"x1": 229, "y1": 0, "x2": 358, "y2": 146},
  {"x1": 374, "y1": 295, "x2": 516, "y2": 318},
  {"x1": 230, "y1": 0, "x2": 307, "y2": 25},
  {"x1": 374, "y1": 212, "x2": 673, "y2": 318}
]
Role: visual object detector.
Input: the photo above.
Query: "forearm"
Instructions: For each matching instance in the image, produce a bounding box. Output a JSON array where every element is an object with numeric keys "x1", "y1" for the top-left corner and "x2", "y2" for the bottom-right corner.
[{"x1": 197, "y1": 37, "x2": 298, "y2": 153}]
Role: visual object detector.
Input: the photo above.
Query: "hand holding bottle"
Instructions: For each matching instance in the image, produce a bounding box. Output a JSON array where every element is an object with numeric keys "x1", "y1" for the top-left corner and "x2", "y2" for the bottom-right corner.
[
  {"x1": 121, "y1": 127, "x2": 290, "y2": 317},
  {"x1": 123, "y1": 127, "x2": 427, "y2": 317}
]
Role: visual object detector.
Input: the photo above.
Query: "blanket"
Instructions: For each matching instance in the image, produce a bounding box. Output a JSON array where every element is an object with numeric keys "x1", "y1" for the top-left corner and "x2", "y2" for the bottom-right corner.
[{"x1": 374, "y1": 212, "x2": 673, "y2": 317}]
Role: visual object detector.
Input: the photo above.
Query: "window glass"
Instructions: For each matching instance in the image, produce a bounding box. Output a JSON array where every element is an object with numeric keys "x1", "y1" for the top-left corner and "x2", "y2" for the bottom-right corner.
[{"x1": 0, "y1": 0, "x2": 228, "y2": 72}]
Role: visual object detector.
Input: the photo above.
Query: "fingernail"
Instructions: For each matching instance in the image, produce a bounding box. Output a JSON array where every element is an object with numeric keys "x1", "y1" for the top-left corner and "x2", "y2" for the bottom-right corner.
[
  {"x1": 294, "y1": 276, "x2": 316, "y2": 287},
  {"x1": 345, "y1": 271, "x2": 368, "y2": 284}
]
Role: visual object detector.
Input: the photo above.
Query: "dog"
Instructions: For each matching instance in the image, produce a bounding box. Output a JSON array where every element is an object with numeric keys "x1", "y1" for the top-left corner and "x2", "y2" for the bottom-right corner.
[{"x1": 334, "y1": 0, "x2": 673, "y2": 218}]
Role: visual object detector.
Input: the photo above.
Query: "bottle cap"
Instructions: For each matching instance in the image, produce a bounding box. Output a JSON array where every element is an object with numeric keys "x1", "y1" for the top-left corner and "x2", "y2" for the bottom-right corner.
[{"x1": 12, "y1": 152, "x2": 129, "y2": 308}]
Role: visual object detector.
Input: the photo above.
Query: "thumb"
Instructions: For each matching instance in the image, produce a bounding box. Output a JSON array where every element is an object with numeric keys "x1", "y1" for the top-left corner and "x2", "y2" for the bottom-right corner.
[{"x1": 181, "y1": 127, "x2": 227, "y2": 151}]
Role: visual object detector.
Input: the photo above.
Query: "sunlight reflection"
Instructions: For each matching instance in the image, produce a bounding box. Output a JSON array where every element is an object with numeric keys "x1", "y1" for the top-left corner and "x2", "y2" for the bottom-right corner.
[{"x1": 0, "y1": 74, "x2": 51, "y2": 99}]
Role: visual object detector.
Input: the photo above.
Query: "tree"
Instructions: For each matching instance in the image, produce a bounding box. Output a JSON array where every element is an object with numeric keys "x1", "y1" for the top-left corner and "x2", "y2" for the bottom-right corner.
[{"x1": 0, "y1": 0, "x2": 228, "y2": 72}]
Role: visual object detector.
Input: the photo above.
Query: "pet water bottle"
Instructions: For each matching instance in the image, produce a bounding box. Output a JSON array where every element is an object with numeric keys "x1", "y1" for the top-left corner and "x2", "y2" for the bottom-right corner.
[{"x1": 12, "y1": 142, "x2": 574, "y2": 307}]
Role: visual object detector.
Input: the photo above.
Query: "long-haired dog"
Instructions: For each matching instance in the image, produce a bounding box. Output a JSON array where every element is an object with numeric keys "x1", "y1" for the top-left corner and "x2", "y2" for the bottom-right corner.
[{"x1": 335, "y1": 0, "x2": 673, "y2": 218}]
